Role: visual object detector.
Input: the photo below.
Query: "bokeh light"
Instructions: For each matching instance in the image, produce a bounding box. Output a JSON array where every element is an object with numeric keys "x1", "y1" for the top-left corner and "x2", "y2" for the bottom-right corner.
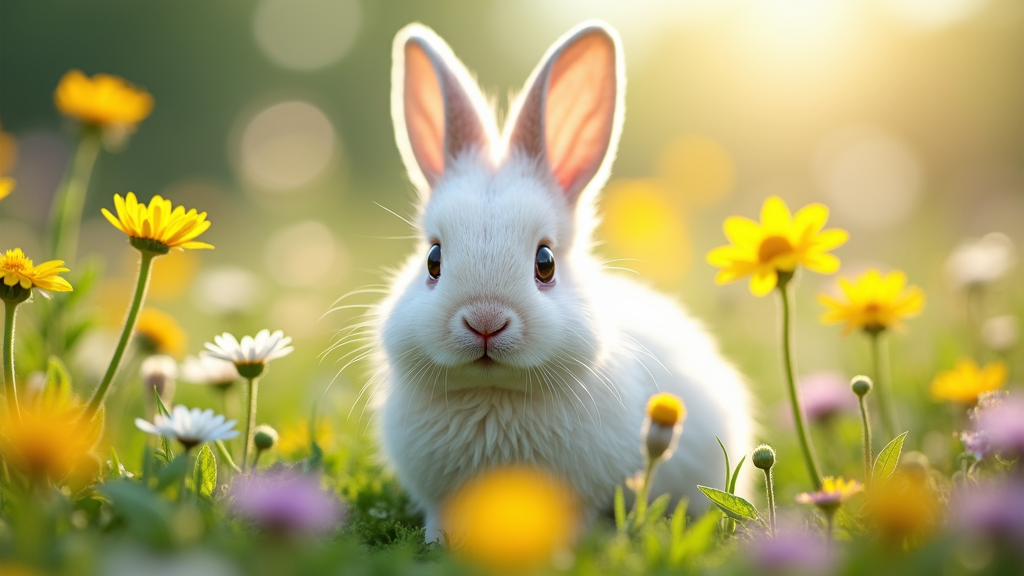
[
  {"x1": 656, "y1": 135, "x2": 735, "y2": 206},
  {"x1": 815, "y1": 126, "x2": 922, "y2": 230},
  {"x1": 253, "y1": 0, "x2": 361, "y2": 71},
  {"x1": 876, "y1": 0, "x2": 990, "y2": 32},
  {"x1": 264, "y1": 220, "x2": 341, "y2": 288},
  {"x1": 238, "y1": 101, "x2": 337, "y2": 191},
  {"x1": 599, "y1": 179, "x2": 690, "y2": 287},
  {"x1": 191, "y1": 266, "x2": 263, "y2": 316}
]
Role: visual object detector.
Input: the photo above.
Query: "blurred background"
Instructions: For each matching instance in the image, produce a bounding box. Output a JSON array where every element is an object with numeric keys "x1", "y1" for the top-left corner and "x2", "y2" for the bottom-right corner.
[{"x1": 0, "y1": 0, "x2": 1021, "y2": 480}]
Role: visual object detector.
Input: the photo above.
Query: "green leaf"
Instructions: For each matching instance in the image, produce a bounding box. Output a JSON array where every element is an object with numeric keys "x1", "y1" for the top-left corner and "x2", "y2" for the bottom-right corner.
[
  {"x1": 671, "y1": 509, "x2": 720, "y2": 565},
  {"x1": 154, "y1": 389, "x2": 171, "y2": 417},
  {"x1": 215, "y1": 440, "x2": 242, "y2": 473},
  {"x1": 728, "y1": 455, "x2": 747, "y2": 495},
  {"x1": 697, "y1": 485, "x2": 760, "y2": 521},
  {"x1": 669, "y1": 497, "x2": 688, "y2": 550},
  {"x1": 873, "y1": 431, "x2": 908, "y2": 484},
  {"x1": 41, "y1": 356, "x2": 72, "y2": 409},
  {"x1": 192, "y1": 444, "x2": 217, "y2": 500},
  {"x1": 644, "y1": 494, "x2": 672, "y2": 528},
  {"x1": 614, "y1": 484, "x2": 626, "y2": 532},
  {"x1": 715, "y1": 435, "x2": 730, "y2": 492},
  {"x1": 155, "y1": 453, "x2": 188, "y2": 492},
  {"x1": 98, "y1": 480, "x2": 174, "y2": 547}
]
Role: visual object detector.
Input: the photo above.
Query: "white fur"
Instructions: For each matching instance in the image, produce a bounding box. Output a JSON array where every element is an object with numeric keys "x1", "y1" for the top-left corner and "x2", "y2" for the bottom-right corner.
[{"x1": 368, "y1": 22, "x2": 753, "y2": 542}]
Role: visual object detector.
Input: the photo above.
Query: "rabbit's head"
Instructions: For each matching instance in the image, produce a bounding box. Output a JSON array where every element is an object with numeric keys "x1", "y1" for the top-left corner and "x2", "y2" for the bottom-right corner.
[{"x1": 380, "y1": 22, "x2": 624, "y2": 391}]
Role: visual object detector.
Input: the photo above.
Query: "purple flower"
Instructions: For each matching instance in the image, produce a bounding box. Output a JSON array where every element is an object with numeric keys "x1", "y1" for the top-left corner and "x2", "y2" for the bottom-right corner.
[
  {"x1": 799, "y1": 372, "x2": 858, "y2": 424},
  {"x1": 747, "y1": 526, "x2": 836, "y2": 574},
  {"x1": 230, "y1": 470, "x2": 345, "y2": 536},
  {"x1": 952, "y1": 479, "x2": 1024, "y2": 545},
  {"x1": 960, "y1": 430, "x2": 991, "y2": 461},
  {"x1": 974, "y1": 393, "x2": 1024, "y2": 457}
]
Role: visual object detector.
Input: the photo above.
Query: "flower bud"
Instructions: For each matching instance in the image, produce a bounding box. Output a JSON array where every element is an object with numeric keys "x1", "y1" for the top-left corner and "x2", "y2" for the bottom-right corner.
[
  {"x1": 643, "y1": 393, "x2": 686, "y2": 462},
  {"x1": 253, "y1": 424, "x2": 279, "y2": 451},
  {"x1": 752, "y1": 444, "x2": 776, "y2": 471},
  {"x1": 141, "y1": 355, "x2": 177, "y2": 403},
  {"x1": 851, "y1": 375, "x2": 872, "y2": 398}
]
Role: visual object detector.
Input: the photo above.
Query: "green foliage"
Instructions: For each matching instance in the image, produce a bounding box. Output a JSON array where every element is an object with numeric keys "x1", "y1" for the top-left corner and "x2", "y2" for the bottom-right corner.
[
  {"x1": 192, "y1": 445, "x2": 217, "y2": 500},
  {"x1": 697, "y1": 486, "x2": 760, "y2": 522},
  {"x1": 874, "y1": 431, "x2": 909, "y2": 484}
]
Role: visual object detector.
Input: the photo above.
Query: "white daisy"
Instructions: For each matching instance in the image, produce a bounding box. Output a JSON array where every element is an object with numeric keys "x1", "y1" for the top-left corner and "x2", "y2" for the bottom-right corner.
[
  {"x1": 201, "y1": 329, "x2": 293, "y2": 378},
  {"x1": 135, "y1": 405, "x2": 240, "y2": 449},
  {"x1": 141, "y1": 355, "x2": 178, "y2": 402},
  {"x1": 180, "y1": 355, "x2": 239, "y2": 387}
]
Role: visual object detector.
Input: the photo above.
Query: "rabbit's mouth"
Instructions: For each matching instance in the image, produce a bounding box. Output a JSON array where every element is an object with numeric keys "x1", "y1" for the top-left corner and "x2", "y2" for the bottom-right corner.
[{"x1": 473, "y1": 353, "x2": 498, "y2": 367}]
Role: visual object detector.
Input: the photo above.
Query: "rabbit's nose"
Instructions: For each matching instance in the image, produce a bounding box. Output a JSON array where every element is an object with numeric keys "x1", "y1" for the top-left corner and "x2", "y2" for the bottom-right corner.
[{"x1": 463, "y1": 315, "x2": 510, "y2": 340}]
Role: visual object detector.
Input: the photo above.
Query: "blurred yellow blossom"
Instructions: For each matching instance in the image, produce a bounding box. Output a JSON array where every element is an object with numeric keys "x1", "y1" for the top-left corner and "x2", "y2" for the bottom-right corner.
[
  {"x1": 707, "y1": 196, "x2": 848, "y2": 296},
  {"x1": 0, "y1": 564, "x2": 47, "y2": 576},
  {"x1": 0, "y1": 248, "x2": 73, "y2": 295},
  {"x1": 146, "y1": 249, "x2": 199, "y2": 300},
  {"x1": 863, "y1": 470, "x2": 940, "y2": 544},
  {"x1": 930, "y1": 359, "x2": 1006, "y2": 406},
  {"x1": 0, "y1": 400, "x2": 100, "y2": 484},
  {"x1": 0, "y1": 178, "x2": 13, "y2": 201},
  {"x1": 819, "y1": 269, "x2": 925, "y2": 334},
  {"x1": 134, "y1": 308, "x2": 187, "y2": 358},
  {"x1": 441, "y1": 467, "x2": 577, "y2": 570},
  {"x1": 600, "y1": 179, "x2": 690, "y2": 286},
  {"x1": 0, "y1": 120, "x2": 15, "y2": 200},
  {"x1": 657, "y1": 135, "x2": 735, "y2": 206},
  {"x1": 277, "y1": 419, "x2": 335, "y2": 458},
  {"x1": 796, "y1": 476, "x2": 863, "y2": 512},
  {"x1": 54, "y1": 70, "x2": 153, "y2": 128},
  {"x1": 102, "y1": 192, "x2": 213, "y2": 254},
  {"x1": 646, "y1": 392, "x2": 686, "y2": 427}
]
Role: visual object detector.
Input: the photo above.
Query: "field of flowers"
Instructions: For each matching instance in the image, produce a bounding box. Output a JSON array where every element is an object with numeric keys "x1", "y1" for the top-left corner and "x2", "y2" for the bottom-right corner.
[{"x1": 1, "y1": 2, "x2": 1022, "y2": 575}]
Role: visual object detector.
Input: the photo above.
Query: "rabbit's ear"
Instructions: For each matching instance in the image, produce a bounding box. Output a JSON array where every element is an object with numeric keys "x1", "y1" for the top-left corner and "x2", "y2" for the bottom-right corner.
[
  {"x1": 505, "y1": 22, "x2": 624, "y2": 205},
  {"x1": 392, "y1": 24, "x2": 495, "y2": 192}
]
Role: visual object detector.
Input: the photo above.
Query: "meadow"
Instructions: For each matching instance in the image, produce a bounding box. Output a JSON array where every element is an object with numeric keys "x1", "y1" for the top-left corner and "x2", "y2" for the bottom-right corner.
[{"x1": 0, "y1": 1, "x2": 1022, "y2": 575}]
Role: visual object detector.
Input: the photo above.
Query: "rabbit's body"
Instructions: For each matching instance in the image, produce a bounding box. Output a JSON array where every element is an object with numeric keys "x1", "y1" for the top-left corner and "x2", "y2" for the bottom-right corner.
[{"x1": 372, "y1": 22, "x2": 752, "y2": 542}]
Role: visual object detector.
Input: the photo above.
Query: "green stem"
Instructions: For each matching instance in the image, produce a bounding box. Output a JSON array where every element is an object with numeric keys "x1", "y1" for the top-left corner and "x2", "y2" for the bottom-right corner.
[
  {"x1": 179, "y1": 448, "x2": 193, "y2": 504},
  {"x1": 870, "y1": 331, "x2": 898, "y2": 440},
  {"x1": 858, "y1": 395, "x2": 873, "y2": 485},
  {"x1": 242, "y1": 377, "x2": 260, "y2": 473},
  {"x1": 825, "y1": 510, "x2": 835, "y2": 543},
  {"x1": 763, "y1": 468, "x2": 776, "y2": 537},
  {"x1": 632, "y1": 459, "x2": 657, "y2": 530},
  {"x1": 3, "y1": 301, "x2": 20, "y2": 421},
  {"x1": 85, "y1": 251, "x2": 155, "y2": 415},
  {"x1": 49, "y1": 130, "x2": 101, "y2": 264},
  {"x1": 776, "y1": 275, "x2": 823, "y2": 490}
]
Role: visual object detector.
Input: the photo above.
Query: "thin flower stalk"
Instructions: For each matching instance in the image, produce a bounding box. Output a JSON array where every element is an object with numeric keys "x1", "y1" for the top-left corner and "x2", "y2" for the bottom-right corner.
[
  {"x1": 3, "y1": 301, "x2": 18, "y2": 420},
  {"x1": 85, "y1": 251, "x2": 154, "y2": 414},
  {"x1": 870, "y1": 332, "x2": 898, "y2": 440},
  {"x1": 242, "y1": 376, "x2": 260, "y2": 473},
  {"x1": 778, "y1": 273, "x2": 823, "y2": 490},
  {"x1": 48, "y1": 131, "x2": 101, "y2": 263},
  {"x1": 852, "y1": 377, "x2": 873, "y2": 485}
]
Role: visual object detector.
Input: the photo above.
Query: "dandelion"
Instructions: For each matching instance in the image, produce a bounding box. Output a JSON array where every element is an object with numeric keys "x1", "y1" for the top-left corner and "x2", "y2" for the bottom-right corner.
[
  {"x1": 440, "y1": 467, "x2": 577, "y2": 570},
  {"x1": 707, "y1": 196, "x2": 847, "y2": 297},
  {"x1": 134, "y1": 308, "x2": 187, "y2": 358},
  {"x1": 202, "y1": 330, "x2": 293, "y2": 472},
  {"x1": 0, "y1": 400, "x2": 100, "y2": 484},
  {"x1": 1, "y1": 248, "x2": 73, "y2": 418},
  {"x1": 797, "y1": 476, "x2": 863, "y2": 540},
  {"x1": 929, "y1": 359, "x2": 1006, "y2": 406},
  {"x1": 708, "y1": 196, "x2": 843, "y2": 489},
  {"x1": 54, "y1": 70, "x2": 153, "y2": 129},
  {"x1": 230, "y1": 469, "x2": 345, "y2": 536},
  {"x1": 135, "y1": 405, "x2": 238, "y2": 451},
  {"x1": 820, "y1": 269, "x2": 924, "y2": 437},
  {"x1": 85, "y1": 193, "x2": 213, "y2": 415}
]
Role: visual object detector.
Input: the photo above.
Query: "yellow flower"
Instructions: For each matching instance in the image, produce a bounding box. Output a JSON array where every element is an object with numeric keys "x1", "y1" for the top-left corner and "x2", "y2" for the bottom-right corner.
[
  {"x1": 441, "y1": 467, "x2": 577, "y2": 570},
  {"x1": 707, "y1": 196, "x2": 848, "y2": 296},
  {"x1": 134, "y1": 308, "x2": 187, "y2": 358},
  {"x1": 0, "y1": 248, "x2": 73, "y2": 295},
  {"x1": 863, "y1": 470, "x2": 940, "y2": 544},
  {"x1": 277, "y1": 419, "x2": 335, "y2": 459},
  {"x1": 796, "y1": 476, "x2": 863, "y2": 511},
  {"x1": 102, "y1": 192, "x2": 213, "y2": 254},
  {"x1": 930, "y1": 359, "x2": 1006, "y2": 406},
  {"x1": 646, "y1": 392, "x2": 686, "y2": 427},
  {"x1": 0, "y1": 177, "x2": 13, "y2": 201},
  {"x1": 0, "y1": 400, "x2": 100, "y2": 484},
  {"x1": 819, "y1": 269, "x2": 925, "y2": 334},
  {"x1": 54, "y1": 70, "x2": 153, "y2": 128}
]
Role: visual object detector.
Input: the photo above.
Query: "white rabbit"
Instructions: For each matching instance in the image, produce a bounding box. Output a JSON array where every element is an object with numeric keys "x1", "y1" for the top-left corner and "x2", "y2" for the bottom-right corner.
[{"x1": 371, "y1": 21, "x2": 752, "y2": 542}]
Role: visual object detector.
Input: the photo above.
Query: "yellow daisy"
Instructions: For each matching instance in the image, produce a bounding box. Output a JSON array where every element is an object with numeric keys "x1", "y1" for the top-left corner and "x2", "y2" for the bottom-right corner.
[
  {"x1": 930, "y1": 359, "x2": 1006, "y2": 406},
  {"x1": 0, "y1": 177, "x2": 12, "y2": 201},
  {"x1": 102, "y1": 192, "x2": 213, "y2": 254},
  {"x1": 819, "y1": 269, "x2": 925, "y2": 334},
  {"x1": 134, "y1": 308, "x2": 187, "y2": 358},
  {"x1": 646, "y1": 392, "x2": 686, "y2": 427},
  {"x1": 54, "y1": 70, "x2": 153, "y2": 128},
  {"x1": 0, "y1": 249, "x2": 73, "y2": 295},
  {"x1": 707, "y1": 196, "x2": 848, "y2": 296},
  {"x1": 0, "y1": 400, "x2": 100, "y2": 484}
]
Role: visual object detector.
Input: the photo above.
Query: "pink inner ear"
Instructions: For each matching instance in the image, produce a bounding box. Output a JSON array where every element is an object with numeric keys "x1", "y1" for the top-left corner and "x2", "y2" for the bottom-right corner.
[
  {"x1": 404, "y1": 42, "x2": 445, "y2": 182},
  {"x1": 545, "y1": 33, "x2": 617, "y2": 199}
]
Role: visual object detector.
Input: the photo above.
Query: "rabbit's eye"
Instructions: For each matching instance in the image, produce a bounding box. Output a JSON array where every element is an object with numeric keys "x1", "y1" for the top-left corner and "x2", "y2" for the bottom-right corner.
[
  {"x1": 427, "y1": 243, "x2": 441, "y2": 279},
  {"x1": 535, "y1": 246, "x2": 555, "y2": 284}
]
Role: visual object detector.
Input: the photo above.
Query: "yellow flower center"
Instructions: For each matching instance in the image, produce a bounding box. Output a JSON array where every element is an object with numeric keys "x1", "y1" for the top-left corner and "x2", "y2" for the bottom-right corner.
[
  {"x1": 0, "y1": 252, "x2": 30, "y2": 273},
  {"x1": 757, "y1": 235, "x2": 792, "y2": 263}
]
